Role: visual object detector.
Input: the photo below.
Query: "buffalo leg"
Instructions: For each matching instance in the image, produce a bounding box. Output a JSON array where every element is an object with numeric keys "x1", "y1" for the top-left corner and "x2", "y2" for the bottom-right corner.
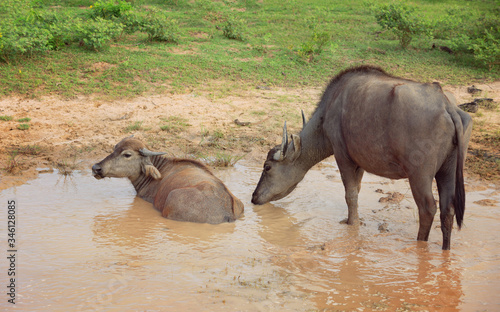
[
  {"x1": 435, "y1": 166, "x2": 456, "y2": 250},
  {"x1": 337, "y1": 158, "x2": 364, "y2": 225},
  {"x1": 408, "y1": 175, "x2": 437, "y2": 242}
]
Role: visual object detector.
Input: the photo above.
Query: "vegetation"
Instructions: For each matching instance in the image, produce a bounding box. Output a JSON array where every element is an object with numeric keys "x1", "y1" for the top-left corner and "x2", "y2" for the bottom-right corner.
[
  {"x1": 0, "y1": 115, "x2": 13, "y2": 121},
  {"x1": 3, "y1": 151, "x2": 22, "y2": 174},
  {"x1": 125, "y1": 120, "x2": 145, "y2": 132},
  {"x1": 17, "y1": 123, "x2": 30, "y2": 130},
  {"x1": 210, "y1": 152, "x2": 242, "y2": 167},
  {"x1": 373, "y1": 3, "x2": 431, "y2": 49},
  {"x1": 17, "y1": 144, "x2": 42, "y2": 155},
  {"x1": 196, "y1": 151, "x2": 243, "y2": 167},
  {"x1": 159, "y1": 116, "x2": 191, "y2": 133},
  {"x1": 0, "y1": 0, "x2": 498, "y2": 99}
]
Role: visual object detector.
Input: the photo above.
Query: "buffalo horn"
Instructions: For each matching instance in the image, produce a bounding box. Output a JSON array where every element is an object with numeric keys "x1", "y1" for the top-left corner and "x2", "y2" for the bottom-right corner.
[
  {"x1": 281, "y1": 121, "x2": 288, "y2": 155},
  {"x1": 273, "y1": 122, "x2": 289, "y2": 161},
  {"x1": 139, "y1": 148, "x2": 167, "y2": 157},
  {"x1": 301, "y1": 110, "x2": 306, "y2": 129}
]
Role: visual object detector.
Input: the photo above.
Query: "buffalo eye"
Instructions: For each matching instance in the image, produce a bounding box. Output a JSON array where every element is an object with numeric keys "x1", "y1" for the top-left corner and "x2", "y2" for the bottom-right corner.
[
  {"x1": 123, "y1": 153, "x2": 132, "y2": 158},
  {"x1": 264, "y1": 164, "x2": 271, "y2": 172}
]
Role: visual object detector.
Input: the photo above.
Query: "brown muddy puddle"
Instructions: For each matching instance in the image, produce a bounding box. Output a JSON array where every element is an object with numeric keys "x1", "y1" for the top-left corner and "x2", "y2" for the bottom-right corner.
[{"x1": 1, "y1": 158, "x2": 499, "y2": 311}]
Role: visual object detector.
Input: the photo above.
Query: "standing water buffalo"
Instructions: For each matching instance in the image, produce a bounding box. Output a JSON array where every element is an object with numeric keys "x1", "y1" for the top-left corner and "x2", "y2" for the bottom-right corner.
[
  {"x1": 252, "y1": 66, "x2": 472, "y2": 250},
  {"x1": 92, "y1": 137, "x2": 244, "y2": 224}
]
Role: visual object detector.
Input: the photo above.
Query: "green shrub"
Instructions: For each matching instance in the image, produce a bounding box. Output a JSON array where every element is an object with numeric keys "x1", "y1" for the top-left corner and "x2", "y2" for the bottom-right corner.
[
  {"x1": 471, "y1": 28, "x2": 500, "y2": 69},
  {"x1": 89, "y1": 0, "x2": 133, "y2": 20},
  {"x1": 0, "y1": 3, "x2": 77, "y2": 60},
  {"x1": 0, "y1": 24, "x2": 51, "y2": 59},
  {"x1": 75, "y1": 17, "x2": 124, "y2": 51},
  {"x1": 141, "y1": 8, "x2": 180, "y2": 43},
  {"x1": 374, "y1": 3, "x2": 431, "y2": 49},
  {"x1": 435, "y1": 8, "x2": 500, "y2": 69},
  {"x1": 221, "y1": 16, "x2": 247, "y2": 41},
  {"x1": 296, "y1": 29, "x2": 331, "y2": 62},
  {"x1": 37, "y1": 11, "x2": 76, "y2": 50},
  {"x1": 119, "y1": 9, "x2": 145, "y2": 35}
]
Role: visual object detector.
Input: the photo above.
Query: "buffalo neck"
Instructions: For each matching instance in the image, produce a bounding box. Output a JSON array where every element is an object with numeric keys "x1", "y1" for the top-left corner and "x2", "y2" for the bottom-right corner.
[
  {"x1": 131, "y1": 155, "x2": 170, "y2": 202},
  {"x1": 297, "y1": 110, "x2": 333, "y2": 172}
]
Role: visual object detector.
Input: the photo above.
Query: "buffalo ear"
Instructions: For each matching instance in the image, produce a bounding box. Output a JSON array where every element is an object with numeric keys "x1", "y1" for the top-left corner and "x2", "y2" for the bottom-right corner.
[
  {"x1": 273, "y1": 149, "x2": 283, "y2": 161},
  {"x1": 288, "y1": 134, "x2": 301, "y2": 161},
  {"x1": 141, "y1": 159, "x2": 162, "y2": 179}
]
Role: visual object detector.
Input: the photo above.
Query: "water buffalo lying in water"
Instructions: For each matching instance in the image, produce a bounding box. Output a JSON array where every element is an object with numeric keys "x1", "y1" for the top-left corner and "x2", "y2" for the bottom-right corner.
[
  {"x1": 92, "y1": 137, "x2": 244, "y2": 224},
  {"x1": 252, "y1": 65, "x2": 472, "y2": 250}
]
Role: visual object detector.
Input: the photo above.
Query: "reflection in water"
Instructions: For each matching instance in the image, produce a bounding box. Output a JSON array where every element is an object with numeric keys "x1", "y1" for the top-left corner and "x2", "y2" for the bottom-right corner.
[
  {"x1": 92, "y1": 196, "x2": 237, "y2": 250},
  {"x1": 0, "y1": 163, "x2": 499, "y2": 311},
  {"x1": 252, "y1": 203, "x2": 307, "y2": 247}
]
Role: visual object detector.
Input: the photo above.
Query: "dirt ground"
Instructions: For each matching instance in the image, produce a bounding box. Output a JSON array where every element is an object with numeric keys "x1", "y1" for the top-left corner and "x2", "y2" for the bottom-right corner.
[{"x1": 0, "y1": 81, "x2": 499, "y2": 190}]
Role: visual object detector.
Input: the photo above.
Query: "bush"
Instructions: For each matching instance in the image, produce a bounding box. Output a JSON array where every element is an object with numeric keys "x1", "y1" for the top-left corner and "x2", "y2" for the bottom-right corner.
[
  {"x1": 0, "y1": 24, "x2": 51, "y2": 59},
  {"x1": 75, "y1": 17, "x2": 124, "y2": 51},
  {"x1": 374, "y1": 3, "x2": 431, "y2": 49},
  {"x1": 435, "y1": 8, "x2": 500, "y2": 69},
  {"x1": 221, "y1": 16, "x2": 247, "y2": 41},
  {"x1": 36, "y1": 11, "x2": 76, "y2": 50},
  {"x1": 296, "y1": 29, "x2": 331, "y2": 62},
  {"x1": 119, "y1": 9, "x2": 145, "y2": 35},
  {"x1": 89, "y1": 0, "x2": 133, "y2": 20},
  {"x1": 0, "y1": 2, "x2": 76, "y2": 60},
  {"x1": 141, "y1": 8, "x2": 180, "y2": 43},
  {"x1": 471, "y1": 28, "x2": 500, "y2": 69}
]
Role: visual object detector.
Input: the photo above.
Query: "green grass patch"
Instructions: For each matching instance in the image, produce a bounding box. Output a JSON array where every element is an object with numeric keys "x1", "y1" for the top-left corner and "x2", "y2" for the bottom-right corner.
[
  {"x1": 17, "y1": 117, "x2": 31, "y2": 122},
  {"x1": 0, "y1": 115, "x2": 13, "y2": 121},
  {"x1": 125, "y1": 120, "x2": 145, "y2": 132},
  {"x1": 159, "y1": 116, "x2": 191, "y2": 133},
  {"x1": 17, "y1": 123, "x2": 30, "y2": 130},
  {"x1": 0, "y1": 0, "x2": 498, "y2": 100}
]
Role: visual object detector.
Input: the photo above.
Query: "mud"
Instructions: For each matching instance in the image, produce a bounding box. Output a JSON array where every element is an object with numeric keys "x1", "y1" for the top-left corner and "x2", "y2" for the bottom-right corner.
[
  {"x1": 0, "y1": 79, "x2": 499, "y2": 311},
  {"x1": 1, "y1": 159, "x2": 499, "y2": 311},
  {"x1": 0, "y1": 81, "x2": 499, "y2": 191}
]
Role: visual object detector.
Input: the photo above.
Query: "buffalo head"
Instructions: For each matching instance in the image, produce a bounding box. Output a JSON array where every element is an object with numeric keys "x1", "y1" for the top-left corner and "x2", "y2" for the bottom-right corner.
[
  {"x1": 92, "y1": 136, "x2": 166, "y2": 182},
  {"x1": 251, "y1": 121, "x2": 307, "y2": 205}
]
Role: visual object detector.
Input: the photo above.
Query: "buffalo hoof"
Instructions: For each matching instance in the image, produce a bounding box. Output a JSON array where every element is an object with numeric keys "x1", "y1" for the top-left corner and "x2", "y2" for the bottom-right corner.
[{"x1": 339, "y1": 217, "x2": 363, "y2": 225}]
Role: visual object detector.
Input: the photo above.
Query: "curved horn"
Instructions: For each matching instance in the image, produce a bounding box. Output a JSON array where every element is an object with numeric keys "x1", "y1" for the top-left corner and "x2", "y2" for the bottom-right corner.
[
  {"x1": 139, "y1": 148, "x2": 167, "y2": 157},
  {"x1": 281, "y1": 121, "x2": 288, "y2": 156},
  {"x1": 301, "y1": 110, "x2": 307, "y2": 130}
]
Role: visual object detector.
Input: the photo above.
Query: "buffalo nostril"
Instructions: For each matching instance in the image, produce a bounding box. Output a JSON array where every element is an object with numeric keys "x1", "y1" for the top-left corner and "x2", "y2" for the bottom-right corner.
[{"x1": 92, "y1": 164, "x2": 102, "y2": 174}]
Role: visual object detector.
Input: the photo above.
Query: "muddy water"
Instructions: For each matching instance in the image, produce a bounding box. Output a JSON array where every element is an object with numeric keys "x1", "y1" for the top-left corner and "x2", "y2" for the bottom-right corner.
[{"x1": 0, "y1": 159, "x2": 499, "y2": 311}]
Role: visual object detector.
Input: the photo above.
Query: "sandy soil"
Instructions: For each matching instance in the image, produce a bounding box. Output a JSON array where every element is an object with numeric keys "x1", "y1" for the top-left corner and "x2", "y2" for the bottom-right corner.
[{"x1": 0, "y1": 81, "x2": 499, "y2": 190}]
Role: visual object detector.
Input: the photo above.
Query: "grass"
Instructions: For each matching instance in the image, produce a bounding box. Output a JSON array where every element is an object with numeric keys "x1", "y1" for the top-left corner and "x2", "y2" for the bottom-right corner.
[
  {"x1": 3, "y1": 151, "x2": 22, "y2": 174},
  {"x1": 2, "y1": 145, "x2": 43, "y2": 173},
  {"x1": 197, "y1": 151, "x2": 243, "y2": 167},
  {"x1": 16, "y1": 144, "x2": 42, "y2": 155},
  {"x1": 17, "y1": 124, "x2": 30, "y2": 130},
  {"x1": 0, "y1": 0, "x2": 498, "y2": 100},
  {"x1": 125, "y1": 121, "x2": 146, "y2": 132},
  {"x1": 54, "y1": 159, "x2": 78, "y2": 176},
  {"x1": 159, "y1": 116, "x2": 191, "y2": 133},
  {"x1": 0, "y1": 115, "x2": 13, "y2": 121}
]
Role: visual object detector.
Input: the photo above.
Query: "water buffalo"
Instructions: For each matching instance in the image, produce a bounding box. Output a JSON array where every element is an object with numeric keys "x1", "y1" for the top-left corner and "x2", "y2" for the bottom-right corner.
[
  {"x1": 92, "y1": 137, "x2": 244, "y2": 224},
  {"x1": 252, "y1": 65, "x2": 472, "y2": 250}
]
